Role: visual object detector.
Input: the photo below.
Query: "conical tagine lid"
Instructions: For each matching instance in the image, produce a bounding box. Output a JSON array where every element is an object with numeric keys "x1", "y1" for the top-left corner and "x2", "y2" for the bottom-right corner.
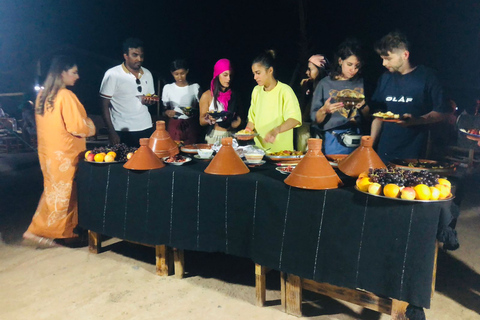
[
  {"x1": 337, "y1": 136, "x2": 386, "y2": 177},
  {"x1": 285, "y1": 138, "x2": 343, "y2": 190},
  {"x1": 148, "y1": 120, "x2": 179, "y2": 158},
  {"x1": 205, "y1": 137, "x2": 249, "y2": 175},
  {"x1": 124, "y1": 138, "x2": 165, "y2": 170}
]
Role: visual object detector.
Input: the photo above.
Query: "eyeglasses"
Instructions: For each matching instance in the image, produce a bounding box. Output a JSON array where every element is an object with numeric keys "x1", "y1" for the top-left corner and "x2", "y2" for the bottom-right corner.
[{"x1": 136, "y1": 78, "x2": 142, "y2": 93}]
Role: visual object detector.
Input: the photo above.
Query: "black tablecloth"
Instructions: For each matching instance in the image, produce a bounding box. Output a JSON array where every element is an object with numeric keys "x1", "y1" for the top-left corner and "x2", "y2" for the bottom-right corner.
[{"x1": 77, "y1": 160, "x2": 455, "y2": 309}]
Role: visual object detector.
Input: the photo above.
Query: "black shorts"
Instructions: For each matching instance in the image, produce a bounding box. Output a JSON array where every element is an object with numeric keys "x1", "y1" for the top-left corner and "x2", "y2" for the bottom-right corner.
[{"x1": 116, "y1": 127, "x2": 154, "y2": 147}]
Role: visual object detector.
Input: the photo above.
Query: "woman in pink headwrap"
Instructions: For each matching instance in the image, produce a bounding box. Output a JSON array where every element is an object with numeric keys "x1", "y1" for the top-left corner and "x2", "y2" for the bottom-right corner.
[
  {"x1": 297, "y1": 54, "x2": 329, "y2": 151},
  {"x1": 199, "y1": 59, "x2": 242, "y2": 144}
]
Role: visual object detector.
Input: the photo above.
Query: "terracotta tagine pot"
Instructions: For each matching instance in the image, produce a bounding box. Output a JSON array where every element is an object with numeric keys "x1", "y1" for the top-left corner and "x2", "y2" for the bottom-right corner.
[
  {"x1": 337, "y1": 136, "x2": 386, "y2": 177},
  {"x1": 204, "y1": 137, "x2": 249, "y2": 175},
  {"x1": 148, "y1": 120, "x2": 179, "y2": 158},
  {"x1": 284, "y1": 138, "x2": 343, "y2": 190},
  {"x1": 124, "y1": 138, "x2": 165, "y2": 170}
]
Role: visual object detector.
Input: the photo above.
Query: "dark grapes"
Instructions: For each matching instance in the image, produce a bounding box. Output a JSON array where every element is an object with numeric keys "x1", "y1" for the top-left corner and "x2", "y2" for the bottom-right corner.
[
  {"x1": 368, "y1": 165, "x2": 438, "y2": 187},
  {"x1": 91, "y1": 143, "x2": 137, "y2": 161}
]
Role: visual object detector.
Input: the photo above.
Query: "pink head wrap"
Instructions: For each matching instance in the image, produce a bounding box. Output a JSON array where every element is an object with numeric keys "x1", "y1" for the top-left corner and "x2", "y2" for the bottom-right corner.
[
  {"x1": 308, "y1": 54, "x2": 327, "y2": 69},
  {"x1": 210, "y1": 59, "x2": 232, "y2": 111}
]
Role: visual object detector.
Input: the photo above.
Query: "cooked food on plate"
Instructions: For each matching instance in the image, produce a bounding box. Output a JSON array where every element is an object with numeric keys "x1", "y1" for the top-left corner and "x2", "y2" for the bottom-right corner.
[{"x1": 373, "y1": 111, "x2": 400, "y2": 119}]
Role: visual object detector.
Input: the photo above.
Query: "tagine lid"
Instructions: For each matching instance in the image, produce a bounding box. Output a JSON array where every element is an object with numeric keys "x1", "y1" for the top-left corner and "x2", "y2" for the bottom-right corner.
[
  {"x1": 337, "y1": 136, "x2": 386, "y2": 177},
  {"x1": 204, "y1": 137, "x2": 249, "y2": 175},
  {"x1": 284, "y1": 138, "x2": 343, "y2": 190},
  {"x1": 124, "y1": 138, "x2": 165, "y2": 170},
  {"x1": 148, "y1": 120, "x2": 179, "y2": 158}
]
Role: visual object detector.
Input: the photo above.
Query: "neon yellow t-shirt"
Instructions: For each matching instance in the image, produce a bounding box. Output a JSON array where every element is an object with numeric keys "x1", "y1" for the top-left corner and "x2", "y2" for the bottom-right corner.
[{"x1": 248, "y1": 81, "x2": 302, "y2": 152}]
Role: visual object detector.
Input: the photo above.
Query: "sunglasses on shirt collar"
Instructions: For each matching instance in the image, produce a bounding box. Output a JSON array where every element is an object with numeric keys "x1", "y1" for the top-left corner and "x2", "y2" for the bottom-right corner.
[{"x1": 136, "y1": 78, "x2": 142, "y2": 93}]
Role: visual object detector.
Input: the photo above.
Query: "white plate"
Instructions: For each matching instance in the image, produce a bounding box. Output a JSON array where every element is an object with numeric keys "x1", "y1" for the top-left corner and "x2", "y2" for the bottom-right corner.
[
  {"x1": 243, "y1": 160, "x2": 266, "y2": 166},
  {"x1": 275, "y1": 166, "x2": 295, "y2": 174},
  {"x1": 162, "y1": 156, "x2": 192, "y2": 165},
  {"x1": 194, "y1": 155, "x2": 213, "y2": 160},
  {"x1": 459, "y1": 128, "x2": 480, "y2": 138}
]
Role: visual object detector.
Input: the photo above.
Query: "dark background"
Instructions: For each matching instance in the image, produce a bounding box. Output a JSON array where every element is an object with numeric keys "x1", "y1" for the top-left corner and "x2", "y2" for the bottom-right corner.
[{"x1": 0, "y1": 0, "x2": 479, "y2": 117}]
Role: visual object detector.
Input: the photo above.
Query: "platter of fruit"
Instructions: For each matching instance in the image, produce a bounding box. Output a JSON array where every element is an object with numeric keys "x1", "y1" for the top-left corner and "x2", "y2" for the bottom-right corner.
[
  {"x1": 459, "y1": 128, "x2": 480, "y2": 138},
  {"x1": 355, "y1": 167, "x2": 453, "y2": 202},
  {"x1": 85, "y1": 144, "x2": 137, "y2": 163},
  {"x1": 162, "y1": 154, "x2": 191, "y2": 165},
  {"x1": 389, "y1": 159, "x2": 456, "y2": 175},
  {"x1": 266, "y1": 150, "x2": 304, "y2": 161}
]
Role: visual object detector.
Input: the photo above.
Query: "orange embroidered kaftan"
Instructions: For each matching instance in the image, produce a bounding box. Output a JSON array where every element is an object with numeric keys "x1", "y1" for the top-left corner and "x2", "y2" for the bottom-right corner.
[{"x1": 27, "y1": 88, "x2": 95, "y2": 238}]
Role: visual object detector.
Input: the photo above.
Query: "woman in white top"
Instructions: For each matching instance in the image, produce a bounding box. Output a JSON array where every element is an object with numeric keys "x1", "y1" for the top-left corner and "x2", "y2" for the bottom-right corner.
[
  {"x1": 162, "y1": 59, "x2": 201, "y2": 144},
  {"x1": 199, "y1": 59, "x2": 241, "y2": 144}
]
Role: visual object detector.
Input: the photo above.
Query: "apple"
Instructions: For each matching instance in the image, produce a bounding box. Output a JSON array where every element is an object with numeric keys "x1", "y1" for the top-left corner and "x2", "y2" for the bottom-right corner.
[
  {"x1": 368, "y1": 183, "x2": 382, "y2": 195},
  {"x1": 401, "y1": 187, "x2": 416, "y2": 200},
  {"x1": 87, "y1": 153, "x2": 95, "y2": 162}
]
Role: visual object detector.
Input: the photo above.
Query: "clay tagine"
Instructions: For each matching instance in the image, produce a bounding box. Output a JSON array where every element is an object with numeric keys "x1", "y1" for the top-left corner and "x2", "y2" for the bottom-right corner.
[
  {"x1": 148, "y1": 120, "x2": 179, "y2": 158},
  {"x1": 124, "y1": 138, "x2": 165, "y2": 170},
  {"x1": 284, "y1": 138, "x2": 343, "y2": 190},
  {"x1": 337, "y1": 135, "x2": 386, "y2": 177},
  {"x1": 204, "y1": 137, "x2": 249, "y2": 175}
]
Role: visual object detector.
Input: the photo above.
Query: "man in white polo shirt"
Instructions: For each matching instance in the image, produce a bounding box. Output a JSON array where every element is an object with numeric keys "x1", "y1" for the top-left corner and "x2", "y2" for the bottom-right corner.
[{"x1": 100, "y1": 38, "x2": 156, "y2": 146}]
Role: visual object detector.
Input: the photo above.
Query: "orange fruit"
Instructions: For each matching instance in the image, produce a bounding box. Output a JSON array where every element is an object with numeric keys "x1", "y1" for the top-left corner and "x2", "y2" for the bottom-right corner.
[
  {"x1": 358, "y1": 171, "x2": 369, "y2": 179},
  {"x1": 104, "y1": 154, "x2": 115, "y2": 162},
  {"x1": 106, "y1": 151, "x2": 116, "y2": 159},
  {"x1": 435, "y1": 184, "x2": 450, "y2": 199},
  {"x1": 356, "y1": 177, "x2": 371, "y2": 192},
  {"x1": 429, "y1": 187, "x2": 440, "y2": 200},
  {"x1": 368, "y1": 183, "x2": 382, "y2": 195},
  {"x1": 383, "y1": 184, "x2": 400, "y2": 198},
  {"x1": 437, "y1": 178, "x2": 451, "y2": 188},
  {"x1": 94, "y1": 153, "x2": 105, "y2": 162},
  {"x1": 414, "y1": 184, "x2": 431, "y2": 200}
]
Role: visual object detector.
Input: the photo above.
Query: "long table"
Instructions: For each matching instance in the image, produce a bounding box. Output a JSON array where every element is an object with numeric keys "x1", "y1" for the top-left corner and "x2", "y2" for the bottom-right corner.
[{"x1": 76, "y1": 160, "x2": 455, "y2": 314}]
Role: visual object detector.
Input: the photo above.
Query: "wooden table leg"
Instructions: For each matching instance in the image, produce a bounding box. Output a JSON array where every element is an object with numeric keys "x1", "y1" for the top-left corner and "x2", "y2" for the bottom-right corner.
[
  {"x1": 88, "y1": 230, "x2": 101, "y2": 254},
  {"x1": 280, "y1": 272, "x2": 286, "y2": 311},
  {"x1": 173, "y1": 248, "x2": 185, "y2": 279},
  {"x1": 285, "y1": 274, "x2": 302, "y2": 316},
  {"x1": 156, "y1": 245, "x2": 170, "y2": 276},
  {"x1": 391, "y1": 299, "x2": 408, "y2": 320},
  {"x1": 255, "y1": 264, "x2": 267, "y2": 307}
]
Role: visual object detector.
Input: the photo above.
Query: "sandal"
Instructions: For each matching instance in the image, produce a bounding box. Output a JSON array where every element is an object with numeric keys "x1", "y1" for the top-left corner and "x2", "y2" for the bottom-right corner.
[{"x1": 22, "y1": 232, "x2": 60, "y2": 249}]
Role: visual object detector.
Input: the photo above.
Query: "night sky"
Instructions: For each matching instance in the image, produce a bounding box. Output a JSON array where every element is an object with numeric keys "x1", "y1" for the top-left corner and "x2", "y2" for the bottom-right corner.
[{"x1": 1, "y1": 0, "x2": 479, "y2": 116}]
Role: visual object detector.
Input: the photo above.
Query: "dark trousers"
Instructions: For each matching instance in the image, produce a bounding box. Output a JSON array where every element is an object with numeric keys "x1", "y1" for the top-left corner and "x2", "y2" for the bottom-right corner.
[{"x1": 116, "y1": 127, "x2": 154, "y2": 147}]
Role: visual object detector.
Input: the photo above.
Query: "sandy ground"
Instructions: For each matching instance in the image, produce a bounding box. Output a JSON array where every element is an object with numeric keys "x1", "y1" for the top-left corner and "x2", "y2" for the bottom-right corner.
[{"x1": 1, "y1": 151, "x2": 479, "y2": 320}]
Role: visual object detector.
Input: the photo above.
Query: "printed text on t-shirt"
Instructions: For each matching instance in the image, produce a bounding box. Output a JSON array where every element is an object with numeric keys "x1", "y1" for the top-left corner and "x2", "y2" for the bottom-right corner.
[{"x1": 385, "y1": 96, "x2": 413, "y2": 103}]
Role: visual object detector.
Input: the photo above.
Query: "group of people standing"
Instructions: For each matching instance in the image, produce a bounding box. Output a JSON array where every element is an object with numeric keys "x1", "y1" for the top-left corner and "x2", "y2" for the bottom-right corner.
[{"x1": 22, "y1": 30, "x2": 451, "y2": 246}]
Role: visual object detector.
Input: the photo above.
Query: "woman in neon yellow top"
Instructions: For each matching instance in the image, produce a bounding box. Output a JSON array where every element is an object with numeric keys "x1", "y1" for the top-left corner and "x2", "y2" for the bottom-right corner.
[{"x1": 245, "y1": 50, "x2": 302, "y2": 152}]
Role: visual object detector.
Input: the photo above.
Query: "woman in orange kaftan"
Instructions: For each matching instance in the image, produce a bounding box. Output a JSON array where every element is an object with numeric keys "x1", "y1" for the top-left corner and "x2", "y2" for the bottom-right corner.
[{"x1": 23, "y1": 56, "x2": 95, "y2": 247}]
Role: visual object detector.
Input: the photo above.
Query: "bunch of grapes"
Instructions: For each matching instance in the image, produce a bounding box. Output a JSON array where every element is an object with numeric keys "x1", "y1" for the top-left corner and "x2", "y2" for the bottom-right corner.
[
  {"x1": 92, "y1": 143, "x2": 137, "y2": 161},
  {"x1": 368, "y1": 165, "x2": 439, "y2": 187}
]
